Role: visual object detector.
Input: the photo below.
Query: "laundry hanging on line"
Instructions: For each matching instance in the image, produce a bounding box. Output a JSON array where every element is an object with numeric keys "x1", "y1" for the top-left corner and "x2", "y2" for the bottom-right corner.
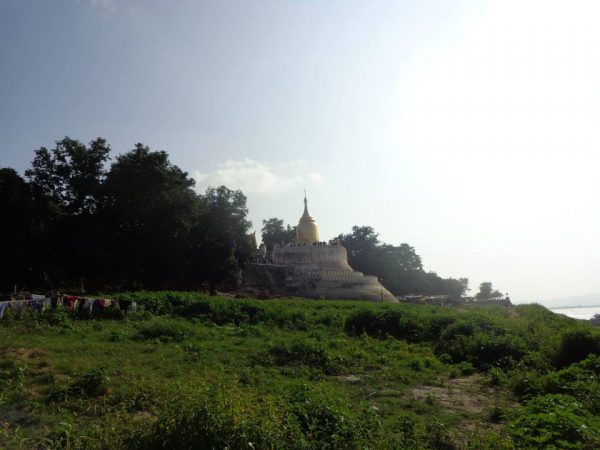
[{"x1": 0, "y1": 294, "x2": 136, "y2": 320}]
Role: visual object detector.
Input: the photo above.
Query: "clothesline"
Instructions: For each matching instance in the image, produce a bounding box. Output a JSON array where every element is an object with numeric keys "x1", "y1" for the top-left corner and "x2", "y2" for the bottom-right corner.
[{"x1": 0, "y1": 294, "x2": 137, "y2": 320}]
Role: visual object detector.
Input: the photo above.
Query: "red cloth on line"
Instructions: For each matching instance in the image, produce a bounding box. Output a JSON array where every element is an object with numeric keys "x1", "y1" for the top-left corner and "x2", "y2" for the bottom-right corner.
[{"x1": 64, "y1": 295, "x2": 80, "y2": 313}]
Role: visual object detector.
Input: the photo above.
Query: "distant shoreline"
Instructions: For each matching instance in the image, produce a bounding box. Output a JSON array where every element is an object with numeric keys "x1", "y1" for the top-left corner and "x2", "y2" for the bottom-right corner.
[{"x1": 551, "y1": 305, "x2": 600, "y2": 310}]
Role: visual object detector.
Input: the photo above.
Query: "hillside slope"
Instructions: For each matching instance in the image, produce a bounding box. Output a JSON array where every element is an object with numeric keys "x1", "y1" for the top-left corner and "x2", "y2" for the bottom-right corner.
[{"x1": 1, "y1": 293, "x2": 600, "y2": 449}]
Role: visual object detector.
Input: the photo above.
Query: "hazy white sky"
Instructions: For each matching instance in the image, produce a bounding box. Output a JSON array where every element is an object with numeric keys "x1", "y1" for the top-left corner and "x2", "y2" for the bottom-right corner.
[{"x1": 2, "y1": 0, "x2": 600, "y2": 304}]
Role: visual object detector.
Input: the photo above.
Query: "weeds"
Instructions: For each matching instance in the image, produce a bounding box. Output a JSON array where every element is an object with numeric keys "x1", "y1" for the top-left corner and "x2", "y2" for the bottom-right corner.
[{"x1": 1, "y1": 293, "x2": 599, "y2": 449}]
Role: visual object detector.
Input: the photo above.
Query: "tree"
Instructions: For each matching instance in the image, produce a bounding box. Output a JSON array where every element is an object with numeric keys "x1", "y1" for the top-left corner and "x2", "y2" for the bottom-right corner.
[
  {"x1": 0, "y1": 168, "x2": 54, "y2": 290},
  {"x1": 330, "y1": 225, "x2": 467, "y2": 297},
  {"x1": 191, "y1": 186, "x2": 253, "y2": 293},
  {"x1": 430, "y1": 276, "x2": 469, "y2": 299},
  {"x1": 261, "y1": 218, "x2": 295, "y2": 251},
  {"x1": 25, "y1": 137, "x2": 110, "y2": 215},
  {"x1": 476, "y1": 282, "x2": 503, "y2": 300},
  {"x1": 331, "y1": 226, "x2": 383, "y2": 279},
  {"x1": 103, "y1": 144, "x2": 199, "y2": 289},
  {"x1": 6, "y1": 138, "x2": 257, "y2": 293},
  {"x1": 22, "y1": 137, "x2": 112, "y2": 289}
]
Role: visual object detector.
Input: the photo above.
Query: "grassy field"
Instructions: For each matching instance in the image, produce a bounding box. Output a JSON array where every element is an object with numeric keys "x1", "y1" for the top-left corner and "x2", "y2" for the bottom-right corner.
[{"x1": 1, "y1": 293, "x2": 600, "y2": 449}]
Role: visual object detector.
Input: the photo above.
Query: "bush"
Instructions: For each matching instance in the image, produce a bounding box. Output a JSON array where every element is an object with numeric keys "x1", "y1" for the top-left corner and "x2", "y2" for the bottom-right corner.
[
  {"x1": 509, "y1": 370, "x2": 542, "y2": 400},
  {"x1": 436, "y1": 327, "x2": 526, "y2": 371},
  {"x1": 72, "y1": 367, "x2": 109, "y2": 397},
  {"x1": 423, "y1": 421, "x2": 458, "y2": 450},
  {"x1": 108, "y1": 330, "x2": 125, "y2": 342},
  {"x1": 50, "y1": 367, "x2": 110, "y2": 401},
  {"x1": 129, "y1": 385, "x2": 381, "y2": 450},
  {"x1": 509, "y1": 394, "x2": 600, "y2": 449},
  {"x1": 41, "y1": 309, "x2": 70, "y2": 326},
  {"x1": 267, "y1": 338, "x2": 345, "y2": 374},
  {"x1": 136, "y1": 320, "x2": 194, "y2": 342},
  {"x1": 344, "y1": 308, "x2": 435, "y2": 342},
  {"x1": 488, "y1": 405, "x2": 504, "y2": 423},
  {"x1": 287, "y1": 384, "x2": 381, "y2": 448},
  {"x1": 487, "y1": 367, "x2": 504, "y2": 386},
  {"x1": 538, "y1": 355, "x2": 600, "y2": 413},
  {"x1": 128, "y1": 387, "x2": 293, "y2": 450},
  {"x1": 555, "y1": 329, "x2": 600, "y2": 368}
]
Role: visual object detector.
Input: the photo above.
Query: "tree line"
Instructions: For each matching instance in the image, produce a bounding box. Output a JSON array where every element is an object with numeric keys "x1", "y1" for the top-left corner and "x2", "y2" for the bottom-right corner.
[
  {"x1": 1, "y1": 137, "x2": 252, "y2": 293},
  {"x1": 2, "y1": 137, "x2": 498, "y2": 298}
]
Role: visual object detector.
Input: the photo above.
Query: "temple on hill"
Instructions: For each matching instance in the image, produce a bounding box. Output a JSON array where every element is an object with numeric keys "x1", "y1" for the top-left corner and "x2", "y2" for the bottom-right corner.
[{"x1": 245, "y1": 194, "x2": 398, "y2": 302}]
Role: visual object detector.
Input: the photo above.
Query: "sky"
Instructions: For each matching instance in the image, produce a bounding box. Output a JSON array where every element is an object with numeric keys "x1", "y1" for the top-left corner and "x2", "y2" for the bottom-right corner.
[{"x1": 2, "y1": 0, "x2": 600, "y2": 306}]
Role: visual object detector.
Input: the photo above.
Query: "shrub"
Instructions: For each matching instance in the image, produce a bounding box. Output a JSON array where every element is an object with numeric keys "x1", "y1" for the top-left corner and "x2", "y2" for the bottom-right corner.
[
  {"x1": 468, "y1": 333, "x2": 527, "y2": 370},
  {"x1": 487, "y1": 367, "x2": 504, "y2": 386},
  {"x1": 287, "y1": 384, "x2": 381, "y2": 449},
  {"x1": 136, "y1": 320, "x2": 194, "y2": 342},
  {"x1": 344, "y1": 308, "x2": 430, "y2": 342},
  {"x1": 456, "y1": 361, "x2": 476, "y2": 376},
  {"x1": 108, "y1": 330, "x2": 125, "y2": 342},
  {"x1": 128, "y1": 387, "x2": 293, "y2": 450},
  {"x1": 509, "y1": 370, "x2": 542, "y2": 400},
  {"x1": 539, "y1": 355, "x2": 600, "y2": 413},
  {"x1": 41, "y1": 309, "x2": 70, "y2": 326},
  {"x1": 50, "y1": 367, "x2": 110, "y2": 401},
  {"x1": 555, "y1": 329, "x2": 600, "y2": 368},
  {"x1": 344, "y1": 309, "x2": 383, "y2": 337},
  {"x1": 71, "y1": 367, "x2": 109, "y2": 397},
  {"x1": 128, "y1": 385, "x2": 381, "y2": 450},
  {"x1": 509, "y1": 394, "x2": 600, "y2": 449},
  {"x1": 423, "y1": 421, "x2": 458, "y2": 450},
  {"x1": 387, "y1": 412, "x2": 419, "y2": 449},
  {"x1": 267, "y1": 338, "x2": 344, "y2": 374},
  {"x1": 488, "y1": 405, "x2": 504, "y2": 423},
  {"x1": 436, "y1": 330, "x2": 526, "y2": 371}
]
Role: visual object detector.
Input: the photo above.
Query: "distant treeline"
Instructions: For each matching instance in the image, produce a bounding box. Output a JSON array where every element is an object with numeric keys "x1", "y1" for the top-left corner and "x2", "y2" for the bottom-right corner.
[{"x1": 2, "y1": 137, "x2": 468, "y2": 297}]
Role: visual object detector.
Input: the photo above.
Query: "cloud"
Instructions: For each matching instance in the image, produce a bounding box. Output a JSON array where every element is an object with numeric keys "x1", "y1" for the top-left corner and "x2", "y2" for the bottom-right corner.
[{"x1": 193, "y1": 159, "x2": 323, "y2": 195}]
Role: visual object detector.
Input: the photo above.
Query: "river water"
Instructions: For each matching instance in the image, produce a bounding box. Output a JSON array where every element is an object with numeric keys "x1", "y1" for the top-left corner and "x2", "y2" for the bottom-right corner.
[{"x1": 550, "y1": 306, "x2": 600, "y2": 320}]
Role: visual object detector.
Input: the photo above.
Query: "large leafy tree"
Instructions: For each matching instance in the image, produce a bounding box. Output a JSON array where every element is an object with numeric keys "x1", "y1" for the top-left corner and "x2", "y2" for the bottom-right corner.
[
  {"x1": 191, "y1": 186, "x2": 253, "y2": 293},
  {"x1": 261, "y1": 218, "x2": 295, "y2": 251},
  {"x1": 332, "y1": 226, "x2": 422, "y2": 277},
  {"x1": 103, "y1": 144, "x2": 199, "y2": 289},
  {"x1": 4, "y1": 138, "x2": 257, "y2": 292},
  {"x1": 25, "y1": 137, "x2": 110, "y2": 215},
  {"x1": 22, "y1": 138, "x2": 112, "y2": 289},
  {"x1": 331, "y1": 225, "x2": 467, "y2": 297},
  {"x1": 476, "y1": 282, "x2": 503, "y2": 300},
  {"x1": 0, "y1": 168, "x2": 54, "y2": 290}
]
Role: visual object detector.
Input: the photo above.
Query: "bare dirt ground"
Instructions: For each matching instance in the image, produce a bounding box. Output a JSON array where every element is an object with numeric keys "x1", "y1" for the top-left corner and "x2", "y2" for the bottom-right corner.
[
  {"x1": 408, "y1": 374, "x2": 496, "y2": 414},
  {"x1": 407, "y1": 374, "x2": 519, "y2": 436}
]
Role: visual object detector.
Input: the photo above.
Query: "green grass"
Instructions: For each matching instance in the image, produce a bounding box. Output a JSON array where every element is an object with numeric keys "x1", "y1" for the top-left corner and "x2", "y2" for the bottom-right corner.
[{"x1": 0, "y1": 293, "x2": 599, "y2": 449}]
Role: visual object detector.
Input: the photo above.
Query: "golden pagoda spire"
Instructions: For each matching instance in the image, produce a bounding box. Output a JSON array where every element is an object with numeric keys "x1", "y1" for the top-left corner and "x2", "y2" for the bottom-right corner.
[{"x1": 296, "y1": 190, "x2": 319, "y2": 244}]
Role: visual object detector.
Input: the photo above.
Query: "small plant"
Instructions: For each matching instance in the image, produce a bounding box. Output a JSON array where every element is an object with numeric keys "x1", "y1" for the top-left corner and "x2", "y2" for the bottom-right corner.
[
  {"x1": 108, "y1": 330, "x2": 125, "y2": 342},
  {"x1": 424, "y1": 421, "x2": 458, "y2": 450},
  {"x1": 409, "y1": 359, "x2": 422, "y2": 371},
  {"x1": 43, "y1": 310, "x2": 70, "y2": 326},
  {"x1": 50, "y1": 367, "x2": 110, "y2": 401},
  {"x1": 424, "y1": 394, "x2": 437, "y2": 406},
  {"x1": 488, "y1": 405, "x2": 504, "y2": 423},
  {"x1": 456, "y1": 361, "x2": 476, "y2": 376},
  {"x1": 487, "y1": 367, "x2": 504, "y2": 386},
  {"x1": 71, "y1": 367, "x2": 109, "y2": 397}
]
